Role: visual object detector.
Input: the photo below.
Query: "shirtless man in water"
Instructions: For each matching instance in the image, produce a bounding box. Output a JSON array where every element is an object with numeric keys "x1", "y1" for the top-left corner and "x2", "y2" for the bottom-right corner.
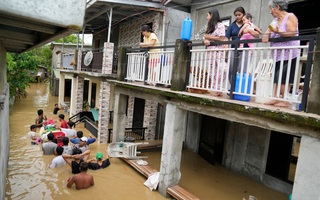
[{"x1": 67, "y1": 162, "x2": 94, "y2": 190}]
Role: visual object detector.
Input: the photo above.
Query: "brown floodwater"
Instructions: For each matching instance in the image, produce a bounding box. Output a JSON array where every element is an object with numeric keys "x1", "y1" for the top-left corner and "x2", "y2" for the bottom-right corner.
[{"x1": 6, "y1": 83, "x2": 288, "y2": 200}]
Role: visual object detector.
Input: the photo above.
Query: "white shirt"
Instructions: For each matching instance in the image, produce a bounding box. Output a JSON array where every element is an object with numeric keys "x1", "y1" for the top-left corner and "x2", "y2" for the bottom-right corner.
[
  {"x1": 27, "y1": 131, "x2": 36, "y2": 139},
  {"x1": 61, "y1": 128, "x2": 76, "y2": 138},
  {"x1": 49, "y1": 155, "x2": 66, "y2": 168}
]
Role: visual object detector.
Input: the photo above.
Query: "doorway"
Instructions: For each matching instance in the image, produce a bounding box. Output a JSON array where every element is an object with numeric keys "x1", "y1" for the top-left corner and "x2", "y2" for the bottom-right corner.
[
  {"x1": 198, "y1": 115, "x2": 226, "y2": 164},
  {"x1": 132, "y1": 98, "x2": 145, "y2": 128},
  {"x1": 266, "y1": 131, "x2": 300, "y2": 183},
  {"x1": 288, "y1": 0, "x2": 320, "y2": 35},
  {"x1": 91, "y1": 83, "x2": 97, "y2": 108}
]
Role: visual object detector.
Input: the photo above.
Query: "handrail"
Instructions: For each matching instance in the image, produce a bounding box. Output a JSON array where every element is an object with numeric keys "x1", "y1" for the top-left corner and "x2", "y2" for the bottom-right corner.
[
  {"x1": 108, "y1": 127, "x2": 147, "y2": 143},
  {"x1": 69, "y1": 112, "x2": 81, "y2": 121}
]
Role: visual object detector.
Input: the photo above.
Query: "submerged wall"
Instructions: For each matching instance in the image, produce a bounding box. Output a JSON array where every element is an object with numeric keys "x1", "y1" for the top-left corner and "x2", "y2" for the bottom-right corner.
[{"x1": 0, "y1": 43, "x2": 10, "y2": 200}]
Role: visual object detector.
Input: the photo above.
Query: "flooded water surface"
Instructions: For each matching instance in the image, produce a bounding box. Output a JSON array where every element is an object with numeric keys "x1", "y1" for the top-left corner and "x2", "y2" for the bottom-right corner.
[{"x1": 6, "y1": 83, "x2": 288, "y2": 200}]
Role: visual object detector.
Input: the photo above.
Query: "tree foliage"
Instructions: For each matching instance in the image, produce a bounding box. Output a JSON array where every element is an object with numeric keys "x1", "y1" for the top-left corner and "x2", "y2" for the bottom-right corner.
[
  {"x1": 6, "y1": 34, "x2": 81, "y2": 99},
  {"x1": 55, "y1": 34, "x2": 82, "y2": 44},
  {"x1": 6, "y1": 45, "x2": 52, "y2": 99}
]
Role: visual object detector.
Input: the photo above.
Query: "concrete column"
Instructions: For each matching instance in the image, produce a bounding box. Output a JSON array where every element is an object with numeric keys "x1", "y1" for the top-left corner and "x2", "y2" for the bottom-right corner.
[
  {"x1": 58, "y1": 73, "x2": 65, "y2": 106},
  {"x1": 185, "y1": 111, "x2": 201, "y2": 152},
  {"x1": 95, "y1": 82, "x2": 100, "y2": 108},
  {"x1": 143, "y1": 100, "x2": 158, "y2": 140},
  {"x1": 158, "y1": 103, "x2": 187, "y2": 196},
  {"x1": 307, "y1": 28, "x2": 320, "y2": 114},
  {"x1": 171, "y1": 39, "x2": 191, "y2": 91},
  {"x1": 126, "y1": 96, "x2": 134, "y2": 128},
  {"x1": 292, "y1": 135, "x2": 320, "y2": 200},
  {"x1": 88, "y1": 79, "x2": 92, "y2": 106},
  {"x1": 98, "y1": 80, "x2": 110, "y2": 143},
  {"x1": 69, "y1": 76, "x2": 78, "y2": 116},
  {"x1": 112, "y1": 93, "x2": 127, "y2": 142},
  {"x1": 102, "y1": 42, "x2": 114, "y2": 75},
  {"x1": 77, "y1": 49, "x2": 82, "y2": 71},
  {"x1": 117, "y1": 47, "x2": 127, "y2": 81},
  {"x1": 75, "y1": 76, "x2": 84, "y2": 114}
]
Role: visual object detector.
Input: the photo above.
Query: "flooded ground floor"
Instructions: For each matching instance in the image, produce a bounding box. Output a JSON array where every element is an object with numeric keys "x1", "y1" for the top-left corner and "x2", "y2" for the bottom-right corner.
[{"x1": 5, "y1": 83, "x2": 288, "y2": 200}]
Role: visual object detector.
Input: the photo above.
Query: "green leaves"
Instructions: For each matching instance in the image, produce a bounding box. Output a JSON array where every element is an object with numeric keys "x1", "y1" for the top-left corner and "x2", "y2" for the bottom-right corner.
[{"x1": 6, "y1": 45, "x2": 52, "y2": 99}]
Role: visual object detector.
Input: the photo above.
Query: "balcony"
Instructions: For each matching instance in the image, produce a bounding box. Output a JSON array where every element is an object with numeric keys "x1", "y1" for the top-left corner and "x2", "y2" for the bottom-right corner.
[
  {"x1": 123, "y1": 36, "x2": 315, "y2": 112},
  {"x1": 58, "y1": 35, "x2": 320, "y2": 132}
]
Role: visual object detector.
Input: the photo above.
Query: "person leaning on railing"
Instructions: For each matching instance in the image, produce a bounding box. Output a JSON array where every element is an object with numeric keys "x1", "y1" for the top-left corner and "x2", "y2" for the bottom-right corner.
[
  {"x1": 139, "y1": 25, "x2": 161, "y2": 84},
  {"x1": 202, "y1": 8, "x2": 227, "y2": 97},
  {"x1": 262, "y1": 0, "x2": 300, "y2": 107}
]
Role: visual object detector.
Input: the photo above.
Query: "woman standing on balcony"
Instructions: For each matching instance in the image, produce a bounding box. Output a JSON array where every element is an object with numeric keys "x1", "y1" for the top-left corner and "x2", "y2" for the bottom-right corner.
[
  {"x1": 226, "y1": 6, "x2": 246, "y2": 81},
  {"x1": 202, "y1": 8, "x2": 227, "y2": 96},
  {"x1": 262, "y1": 0, "x2": 300, "y2": 107},
  {"x1": 140, "y1": 25, "x2": 160, "y2": 84}
]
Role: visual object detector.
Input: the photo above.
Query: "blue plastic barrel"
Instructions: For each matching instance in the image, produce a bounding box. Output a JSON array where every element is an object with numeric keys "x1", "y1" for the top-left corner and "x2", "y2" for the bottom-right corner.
[
  {"x1": 181, "y1": 18, "x2": 192, "y2": 40},
  {"x1": 234, "y1": 74, "x2": 252, "y2": 101}
]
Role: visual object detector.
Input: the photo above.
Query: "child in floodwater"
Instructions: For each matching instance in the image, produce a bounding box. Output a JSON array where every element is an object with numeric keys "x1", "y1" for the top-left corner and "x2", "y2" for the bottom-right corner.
[{"x1": 27, "y1": 124, "x2": 42, "y2": 145}]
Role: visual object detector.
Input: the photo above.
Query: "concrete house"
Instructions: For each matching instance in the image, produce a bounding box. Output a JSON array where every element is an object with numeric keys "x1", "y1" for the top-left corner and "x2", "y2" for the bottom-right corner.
[{"x1": 55, "y1": 0, "x2": 320, "y2": 199}]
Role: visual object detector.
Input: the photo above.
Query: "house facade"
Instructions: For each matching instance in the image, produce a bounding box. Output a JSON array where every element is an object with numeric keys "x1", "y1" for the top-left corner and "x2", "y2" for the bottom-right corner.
[{"x1": 56, "y1": 0, "x2": 320, "y2": 199}]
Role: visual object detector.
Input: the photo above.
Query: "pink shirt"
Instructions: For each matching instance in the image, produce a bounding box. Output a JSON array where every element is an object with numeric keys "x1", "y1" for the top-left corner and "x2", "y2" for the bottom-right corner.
[{"x1": 270, "y1": 13, "x2": 300, "y2": 62}]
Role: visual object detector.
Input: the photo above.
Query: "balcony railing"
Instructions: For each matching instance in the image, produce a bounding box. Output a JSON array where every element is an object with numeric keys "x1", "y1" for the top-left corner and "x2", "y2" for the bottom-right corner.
[
  {"x1": 126, "y1": 50, "x2": 174, "y2": 85},
  {"x1": 124, "y1": 35, "x2": 315, "y2": 111}
]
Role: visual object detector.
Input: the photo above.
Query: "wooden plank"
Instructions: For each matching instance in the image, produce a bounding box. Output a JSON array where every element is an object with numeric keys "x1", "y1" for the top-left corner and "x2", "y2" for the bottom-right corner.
[
  {"x1": 122, "y1": 158, "x2": 158, "y2": 178},
  {"x1": 167, "y1": 185, "x2": 200, "y2": 200}
]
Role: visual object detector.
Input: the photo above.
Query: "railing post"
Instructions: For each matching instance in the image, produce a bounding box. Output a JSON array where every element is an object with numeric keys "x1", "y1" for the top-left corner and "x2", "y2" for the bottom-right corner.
[
  {"x1": 171, "y1": 39, "x2": 191, "y2": 91},
  {"x1": 307, "y1": 29, "x2": 320, "y2": 114},
  {"x1": 230, "y1": 44, "x2": 239, "y2": 99},
  {"x1": 117, "y1": 47, "x2": 128, "y2": 81},
  {"x1": 143, "y1": 50, "x2": 149, "y2": 84}
]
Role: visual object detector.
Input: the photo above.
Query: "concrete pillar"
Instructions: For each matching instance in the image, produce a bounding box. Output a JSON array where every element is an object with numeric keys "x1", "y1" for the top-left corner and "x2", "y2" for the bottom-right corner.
[
  {"x1": 307, "y1": 28, "x2": 320, "y2": 114},
  {"x1": 158, "y1": 103, "x2": 187, "y2": 196},
  {"x1": 69, "y1": 76, "x2": 78, "y2": 116},
  {"x1": 117, "y1": 47, "x2": 127, "y2": 81},
  {"x1": 112, "y1": 93, "x2": 127, "y2": 142},
  {"x1": 185, "y1": 111, "x2": 201, "y2": 152},
  {"x1": 292, "y1": 135, "x2": 320, "y2": 200},
  {"x1": 171, "y1": 39, "x2": 191, "y2": 91},
  {"x1": 58, "y1": 73, "x2": 65, "y2": 106},
  {"x1": 126, "y1": 96, "x2": 134, "y2": 128},
  {"x1": 75, "y1": 76, "x2": 84, "y2": 115},
  {"x1": 98, "y1": 80, "x2": 110, "y2": 143},
  {"x1": 95, "y1": 81, "x2": 100, "y2": 108},
  {"x1": 77, "y1": 49, "x2": 82, "y2": 71},
  {"x1": 102, "y1": 42, "x2": 114, "y2": 75},
  {"x1": 143, "y1": 100, "x2": 158, "y2": 140}
]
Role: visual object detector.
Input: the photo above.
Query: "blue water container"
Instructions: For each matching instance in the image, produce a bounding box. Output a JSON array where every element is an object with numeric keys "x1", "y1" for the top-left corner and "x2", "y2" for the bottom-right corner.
[
  {"x1": 234, "y1": 74, "x2": 252, "y2": 101},
  {"x1": 181, "y1": 18, "x2": 192, "y2": 40}
]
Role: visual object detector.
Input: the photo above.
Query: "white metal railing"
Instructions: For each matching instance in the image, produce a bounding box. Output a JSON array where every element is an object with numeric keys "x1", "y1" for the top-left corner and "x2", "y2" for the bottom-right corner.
[
  {"x1": 126, "y1": 52, "x2": 146, "y2": 82},
  {"x1": 188, "y1": 45, "x2": 309, "y2": 106},
  {"x1": 126, "y1": 51, "x2": 174, "y2": 85}
]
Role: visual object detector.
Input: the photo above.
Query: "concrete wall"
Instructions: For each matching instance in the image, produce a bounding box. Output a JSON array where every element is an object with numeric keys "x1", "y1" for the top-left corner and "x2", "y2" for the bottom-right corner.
[
  {"x1": 224, "y1": 122, "x2": 270, "y2": 180},
  {"x1": 118, "y1": 12, "x2": 162, "y2": 47},
  {"x1": 293, "y1": 135, "x2": 320, "y2": 200},
  {"x1": 0, "y1": 43, "x2": 9, "y2": 200},
  {"x1": 185, "y1": 111, "x2": 201, "y2": 152},
  {"x1": 164, "y1": 7, "x2": 190, "y2": 48}
]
